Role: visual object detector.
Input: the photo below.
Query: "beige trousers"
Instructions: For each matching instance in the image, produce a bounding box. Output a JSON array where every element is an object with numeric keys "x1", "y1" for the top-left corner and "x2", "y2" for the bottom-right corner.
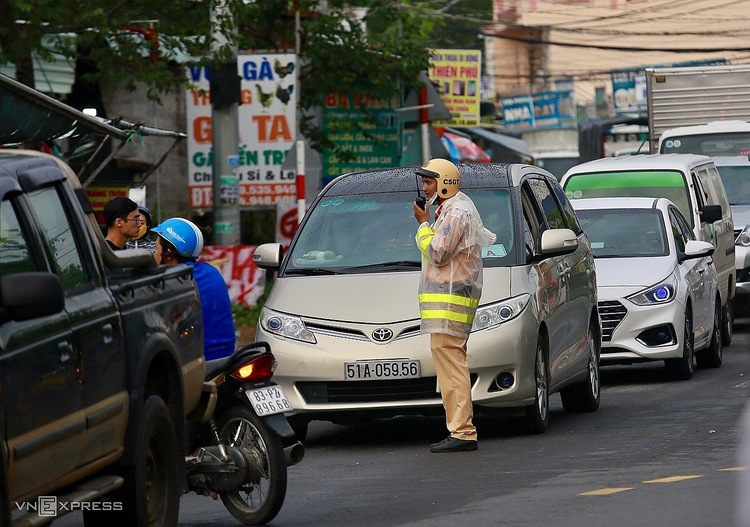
[{"x1": 430, "y1": 333, "x2": 477, "y2": 441}]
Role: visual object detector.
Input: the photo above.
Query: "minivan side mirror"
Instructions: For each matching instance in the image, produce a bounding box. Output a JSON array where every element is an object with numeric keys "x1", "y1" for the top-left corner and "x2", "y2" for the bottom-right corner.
[
  {"x1": 0, "y1": 272, "x2": 65, "y2": 323},
  {"x1": 539, "y1": 228, "x2": 579, "y2": 256},
  {"x1": 700, "y1": 204, "x2": 722, "y2": 224},
  {"x1": 253, "y1": 243, "x2": 284, "y2": 271}
]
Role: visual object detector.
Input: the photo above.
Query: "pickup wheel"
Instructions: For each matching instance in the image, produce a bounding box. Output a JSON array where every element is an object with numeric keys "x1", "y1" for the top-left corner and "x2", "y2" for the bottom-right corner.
[{"x1": 85, "y1": 395, "x2": 180, "y2": 527}]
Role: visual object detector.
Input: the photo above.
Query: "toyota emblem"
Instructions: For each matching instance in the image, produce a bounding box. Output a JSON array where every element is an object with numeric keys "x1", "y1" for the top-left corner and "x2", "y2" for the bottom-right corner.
[{"x1": 371, "y1": 328, "x2": 393, "y2": 342}]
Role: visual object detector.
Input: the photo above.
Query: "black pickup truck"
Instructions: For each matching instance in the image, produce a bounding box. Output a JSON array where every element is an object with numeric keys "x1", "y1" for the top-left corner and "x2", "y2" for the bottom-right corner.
[{"x1": 0, "y1": 150, "x2": 206, "y2": 526}]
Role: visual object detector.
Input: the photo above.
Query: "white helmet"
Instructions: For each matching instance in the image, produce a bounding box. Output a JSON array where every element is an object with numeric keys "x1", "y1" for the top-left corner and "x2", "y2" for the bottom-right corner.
[{"x1": 416, "y1": 158, "x2": 461, "y2": 199}]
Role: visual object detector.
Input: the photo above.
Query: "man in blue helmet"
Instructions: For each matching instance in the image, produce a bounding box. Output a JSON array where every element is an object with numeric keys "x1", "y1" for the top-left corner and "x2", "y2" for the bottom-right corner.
[{"x1": 151, "y1": 217, "x2": 236, "y2": 361}]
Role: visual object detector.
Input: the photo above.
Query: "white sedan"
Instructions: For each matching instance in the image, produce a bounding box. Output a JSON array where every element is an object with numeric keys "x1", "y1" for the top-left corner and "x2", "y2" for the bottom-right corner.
[{"x1": 572, "y1": 197, "x2": 722, "y2": 380}]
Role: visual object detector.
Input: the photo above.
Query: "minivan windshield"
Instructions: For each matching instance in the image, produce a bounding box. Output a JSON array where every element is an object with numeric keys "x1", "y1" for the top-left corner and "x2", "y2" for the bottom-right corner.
[
  {"x1": 660, "y1": 132, "x2": 750, "y2": 156},
  {"x1": 284, "y1": 189, "x2": 516, "y2": 275},
  {"x1": 563, "y1": 170, "x2": 693, "y2": 227}
]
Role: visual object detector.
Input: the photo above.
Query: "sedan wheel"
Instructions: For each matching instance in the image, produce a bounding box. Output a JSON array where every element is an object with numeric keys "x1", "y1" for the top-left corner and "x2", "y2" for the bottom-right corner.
[
  {"x1": 561, "y1": 321, "x2": 601, "y2": 413},
  {"x1": 666, "y1": 310, "x2": 694, "y2": 380},
  {"x1": 697, "y1": 300, "x2": 723, "y2": 369},
  {"x1": 523, "y1": 339, "x2": 549, "y2": 434}
]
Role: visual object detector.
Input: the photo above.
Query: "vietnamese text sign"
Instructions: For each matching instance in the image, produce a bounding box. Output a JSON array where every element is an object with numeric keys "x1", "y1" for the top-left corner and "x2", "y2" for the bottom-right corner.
[
  {"x1": 502, "y1": 91, "x2": 576, "y2": 129},
  {"x1": 321, "y1": 93, "x2": 400, "y2": 185},
  {"x1": 429, "y1": 49, "x2": 482, "y2": 127},
  {"x1": 186, "y1": 53, "x2": 297, "y2": 208}
]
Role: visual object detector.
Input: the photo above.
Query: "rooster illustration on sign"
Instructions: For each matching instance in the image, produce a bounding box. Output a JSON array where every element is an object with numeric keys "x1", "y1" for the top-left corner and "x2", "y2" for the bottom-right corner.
[
  {"x1": 274, "y1": 59, "x2": 295, "y2": 79},
  {"x1": 276, "y1": 83, "x2": 294, "y2": 105},
  {"x1": 255, "y1": 84, "x2": 274, "y2": 109}
]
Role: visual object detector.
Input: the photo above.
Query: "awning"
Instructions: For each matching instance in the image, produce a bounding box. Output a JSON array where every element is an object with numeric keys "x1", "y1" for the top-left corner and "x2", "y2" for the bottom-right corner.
[
  {"x1": 465, "y1": 127, "x2": 534, "y2": 163},
  {"x1": 441, "y1": 131, "x2": 490, "y2": 164},
  {"x1": 0, "y1": 73, "x2": 186, "y2": 185}
]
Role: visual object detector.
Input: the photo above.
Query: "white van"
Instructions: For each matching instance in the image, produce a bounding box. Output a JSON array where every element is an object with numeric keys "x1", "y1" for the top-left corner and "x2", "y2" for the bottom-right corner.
[{"x1": 561, "y1": 154, "x2": 735, "y2": 344}]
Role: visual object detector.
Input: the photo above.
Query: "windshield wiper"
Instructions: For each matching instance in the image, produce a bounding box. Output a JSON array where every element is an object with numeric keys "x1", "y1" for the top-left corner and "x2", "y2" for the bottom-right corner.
[
  {"x1": 339, "y1": 260, "x2": 421, "y2": 272},
  {"x1": 284, "y1": 267, "x2": 343, "y2": 276}
]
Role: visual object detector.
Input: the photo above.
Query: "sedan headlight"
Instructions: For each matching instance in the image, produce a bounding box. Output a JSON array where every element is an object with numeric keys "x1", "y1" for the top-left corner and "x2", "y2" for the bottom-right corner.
[
  {"x1": 627, "y1": 275, "x2": 677, "y2": 306},
  {"x1": 471, "y1": 293, "x2": 530, "y2": 332},
  {"x1": 736, "y1": 225, "x2": 750, "y2": 247},
  {"x1": 259, "y1": 307, "x2": 317, "y2": 343}
]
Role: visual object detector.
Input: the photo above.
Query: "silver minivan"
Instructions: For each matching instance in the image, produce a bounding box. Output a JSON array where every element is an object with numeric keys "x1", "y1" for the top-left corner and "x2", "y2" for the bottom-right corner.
[
  {"x1": 253, "y1": 163, "x2": 600, "y2": 439},
  {"x1": 561, "y1": 154, "x2": 735, "y2": 344}
]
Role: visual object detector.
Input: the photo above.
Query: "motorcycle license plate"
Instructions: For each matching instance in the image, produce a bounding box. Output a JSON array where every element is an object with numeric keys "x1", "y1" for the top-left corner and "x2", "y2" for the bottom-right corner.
[
  {"x1": 344, "y1": 359, "x2": 421, "y2": 381},
  {"x1": 245, "y1": 386, "x2": 293, "y2": 416}
]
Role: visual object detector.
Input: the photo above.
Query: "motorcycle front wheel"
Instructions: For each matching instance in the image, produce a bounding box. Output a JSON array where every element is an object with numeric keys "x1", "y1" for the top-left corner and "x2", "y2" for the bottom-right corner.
[{"x1": 217, "y1": 404, "x2": 288, "y2": 525}]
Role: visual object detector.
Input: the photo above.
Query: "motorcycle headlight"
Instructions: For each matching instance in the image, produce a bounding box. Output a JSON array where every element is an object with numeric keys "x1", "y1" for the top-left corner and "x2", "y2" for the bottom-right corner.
[
  {"x1": 627, "y1": 275, "x2": 677, "y2": 306},
  {"x1": 736, "y1": 226, "x2": 750, "y2": 247},
  {"x1": 471, "y1": 293, "x2": 530, "y2": 332},
  {"x1": 259, "y1": 307, "x2": 317, "y2": 344}
]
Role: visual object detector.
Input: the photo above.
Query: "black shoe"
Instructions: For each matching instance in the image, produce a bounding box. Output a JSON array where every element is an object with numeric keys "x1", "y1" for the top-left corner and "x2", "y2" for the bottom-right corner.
[{"x1": 429, "y1": 436, "x2": 478, "y2": 453}]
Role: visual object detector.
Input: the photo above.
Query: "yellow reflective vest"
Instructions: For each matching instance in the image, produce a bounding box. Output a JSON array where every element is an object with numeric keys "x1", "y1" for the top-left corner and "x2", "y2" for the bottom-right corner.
[{"x1": 415, "y1": 192, "x2": 496, "y2": 339}]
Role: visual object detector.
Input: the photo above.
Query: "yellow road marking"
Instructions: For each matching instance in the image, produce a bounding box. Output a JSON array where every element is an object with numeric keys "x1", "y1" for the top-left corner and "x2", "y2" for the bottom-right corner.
[
  {"x1": 643, "y1": 475, "x2": 702, "y2": 484},
  {"x1": 579, "y1": 487, "x2": 634, "y2": 496},
  {"x1": 719, "y1": 467, "x2": 748, "y2": 472}
]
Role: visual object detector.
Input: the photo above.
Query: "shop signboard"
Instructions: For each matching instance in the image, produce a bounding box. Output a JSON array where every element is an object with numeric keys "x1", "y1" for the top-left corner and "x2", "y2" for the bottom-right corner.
[
  {"x1": 429, "y1": 49, "x2": 482, "y2": 127},
  {"x1": 186, "y1": 53, "x2": 297, "y2": 208},
  {"x1": 321, "y1": 93, "x2": 400, "y2": 185},
  {"x1": 502, "y1": 90, "x2": 576, "y2": 129}
]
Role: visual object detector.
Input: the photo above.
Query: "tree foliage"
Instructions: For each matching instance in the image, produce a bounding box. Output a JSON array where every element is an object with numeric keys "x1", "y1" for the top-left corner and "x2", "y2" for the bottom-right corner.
[{"x1": 0, "y1": 0, "x2": 451, "y2": 156}]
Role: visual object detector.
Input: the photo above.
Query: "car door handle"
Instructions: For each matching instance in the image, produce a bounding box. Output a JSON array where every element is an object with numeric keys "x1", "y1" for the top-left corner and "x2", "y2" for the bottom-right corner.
[
  {"x1": 102, "y1": 323, "x2": 114, "y2": 344},
  {"x1": 58, "y1": 341, "x2": 74, "y2": 363}
]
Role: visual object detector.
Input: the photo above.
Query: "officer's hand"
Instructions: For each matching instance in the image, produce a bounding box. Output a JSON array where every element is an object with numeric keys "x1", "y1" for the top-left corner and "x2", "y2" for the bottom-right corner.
[{"x1": 413, "y1": 201, "x2": 429, "y2": 224}]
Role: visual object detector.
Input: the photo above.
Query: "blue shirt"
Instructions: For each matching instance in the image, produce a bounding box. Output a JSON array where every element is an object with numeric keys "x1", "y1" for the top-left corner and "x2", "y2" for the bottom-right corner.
[{"x1": 188, "y1": 261, "x2": 236, "y2": 361}]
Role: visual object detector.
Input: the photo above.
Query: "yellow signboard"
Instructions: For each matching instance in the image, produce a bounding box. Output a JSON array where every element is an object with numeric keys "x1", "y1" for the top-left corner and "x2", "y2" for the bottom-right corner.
[{"x1": 429, "y1": 49, "x2": 482, "y2": 127}]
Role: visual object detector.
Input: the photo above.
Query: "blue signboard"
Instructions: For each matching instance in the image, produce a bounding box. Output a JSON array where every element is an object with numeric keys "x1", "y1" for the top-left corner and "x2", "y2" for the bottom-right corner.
[{"x1": 502, "y1": 90, "x2": 576, "y2": 129}]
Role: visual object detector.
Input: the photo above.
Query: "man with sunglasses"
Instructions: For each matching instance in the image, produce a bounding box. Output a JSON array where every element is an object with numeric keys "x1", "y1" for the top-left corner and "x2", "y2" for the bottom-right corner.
[{"x1": 103, "y1": 196, "x2": 142, "y2": 250}]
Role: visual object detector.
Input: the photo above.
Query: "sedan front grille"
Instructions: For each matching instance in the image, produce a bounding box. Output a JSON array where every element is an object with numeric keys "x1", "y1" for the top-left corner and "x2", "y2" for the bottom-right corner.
[{"x1": 598, "y1": 300, "x2": 628, "y2": 342}]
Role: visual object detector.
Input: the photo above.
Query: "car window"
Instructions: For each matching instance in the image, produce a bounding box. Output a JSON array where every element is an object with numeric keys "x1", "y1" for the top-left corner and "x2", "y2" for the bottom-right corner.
[
  {"x1": 26, "y1": 185, "x2": 90, "y2": 293},
  {"x1": 691, "y1": 170, "x2": 708, "y2": 211},
  {"x1": 669, "y1": 206, "x2": 695, "y2": 247},
  {"x1": 564, "y1": 170, "x2": 693, "y2": 228},
  {"x1": 575, "y1": 207, "x2": 668, "y2": 258},
  {"x1": 716, "y1": 164, "x2": 750, "y2": 205},
  {"x1": 528, "y1": 177, "x2": 566, "y2": 229},
  {"x1": 551, "y1": 182, "x2": 582, "y2": 235},
  {"x1": 0, "y1": 197, "x2": 38, "y2": 278}
]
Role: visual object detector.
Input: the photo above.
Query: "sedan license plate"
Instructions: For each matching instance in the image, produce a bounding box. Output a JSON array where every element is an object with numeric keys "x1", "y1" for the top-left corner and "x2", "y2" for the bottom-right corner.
[
  {"x1": 245, "y1": 386, "x2": 293, "y2": 416},
  {"x1": 344, "y1": 360, "x2": 420, "y2": 381}
]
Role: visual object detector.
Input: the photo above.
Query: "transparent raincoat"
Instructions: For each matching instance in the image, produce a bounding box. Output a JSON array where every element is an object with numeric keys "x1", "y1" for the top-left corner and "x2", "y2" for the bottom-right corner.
[{"x1": 415, "y1": 191, "x2": 497, "y2": 338}]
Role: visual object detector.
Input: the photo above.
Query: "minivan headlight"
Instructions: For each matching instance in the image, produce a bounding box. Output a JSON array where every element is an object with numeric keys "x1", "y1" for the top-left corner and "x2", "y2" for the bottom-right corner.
[
  {"x1": 627, "y1": 275, "x2": 677, "y2": 306},
  {"x1": 736, "y1": 226, "x2": 750, "y2": 247},
  {"x1": 471, "y1": 293, "x2": 530, "y2": 332},
  {"x1": 259, "y1": 307, "x2": 317, "y2": 344}
]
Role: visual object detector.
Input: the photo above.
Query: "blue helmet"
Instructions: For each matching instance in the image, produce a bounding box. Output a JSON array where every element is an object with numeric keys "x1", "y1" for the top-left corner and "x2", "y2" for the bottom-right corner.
[{"x1": 151, "y1": 218, "x2": 204, "y2": 258}]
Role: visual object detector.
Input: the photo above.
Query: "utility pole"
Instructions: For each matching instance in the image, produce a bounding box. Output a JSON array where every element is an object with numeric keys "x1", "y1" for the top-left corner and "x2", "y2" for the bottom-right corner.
[{"x1": 210, "y1": 0, "x2": 241, "y2": 245}]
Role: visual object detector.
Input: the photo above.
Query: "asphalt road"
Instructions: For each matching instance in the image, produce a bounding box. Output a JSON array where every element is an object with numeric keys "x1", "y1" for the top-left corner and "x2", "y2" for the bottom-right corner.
[{"x1": 56, "y1": 317, "x2": 750, "y2": 527}]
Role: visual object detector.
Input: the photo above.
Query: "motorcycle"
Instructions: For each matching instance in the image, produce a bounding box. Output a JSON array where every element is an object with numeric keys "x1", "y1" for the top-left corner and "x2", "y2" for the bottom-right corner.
[{"x1": 185, "y1": 341, "x2": 304, "y2": 525}]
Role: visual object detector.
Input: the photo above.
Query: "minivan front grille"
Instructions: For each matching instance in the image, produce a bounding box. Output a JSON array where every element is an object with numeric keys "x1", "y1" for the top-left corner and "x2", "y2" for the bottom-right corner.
[
  {"x1": 297, "y1": 374, "x2": 478, "y2": 404},
  {"x1": 598, "y1": 300, "x2": 628, "y2": 341}
]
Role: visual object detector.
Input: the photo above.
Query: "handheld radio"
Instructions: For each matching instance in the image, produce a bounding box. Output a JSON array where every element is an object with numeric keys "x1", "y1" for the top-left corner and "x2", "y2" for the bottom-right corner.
[{"x1": 415, "y1": 174, "x2": 427, "y2": 210}]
